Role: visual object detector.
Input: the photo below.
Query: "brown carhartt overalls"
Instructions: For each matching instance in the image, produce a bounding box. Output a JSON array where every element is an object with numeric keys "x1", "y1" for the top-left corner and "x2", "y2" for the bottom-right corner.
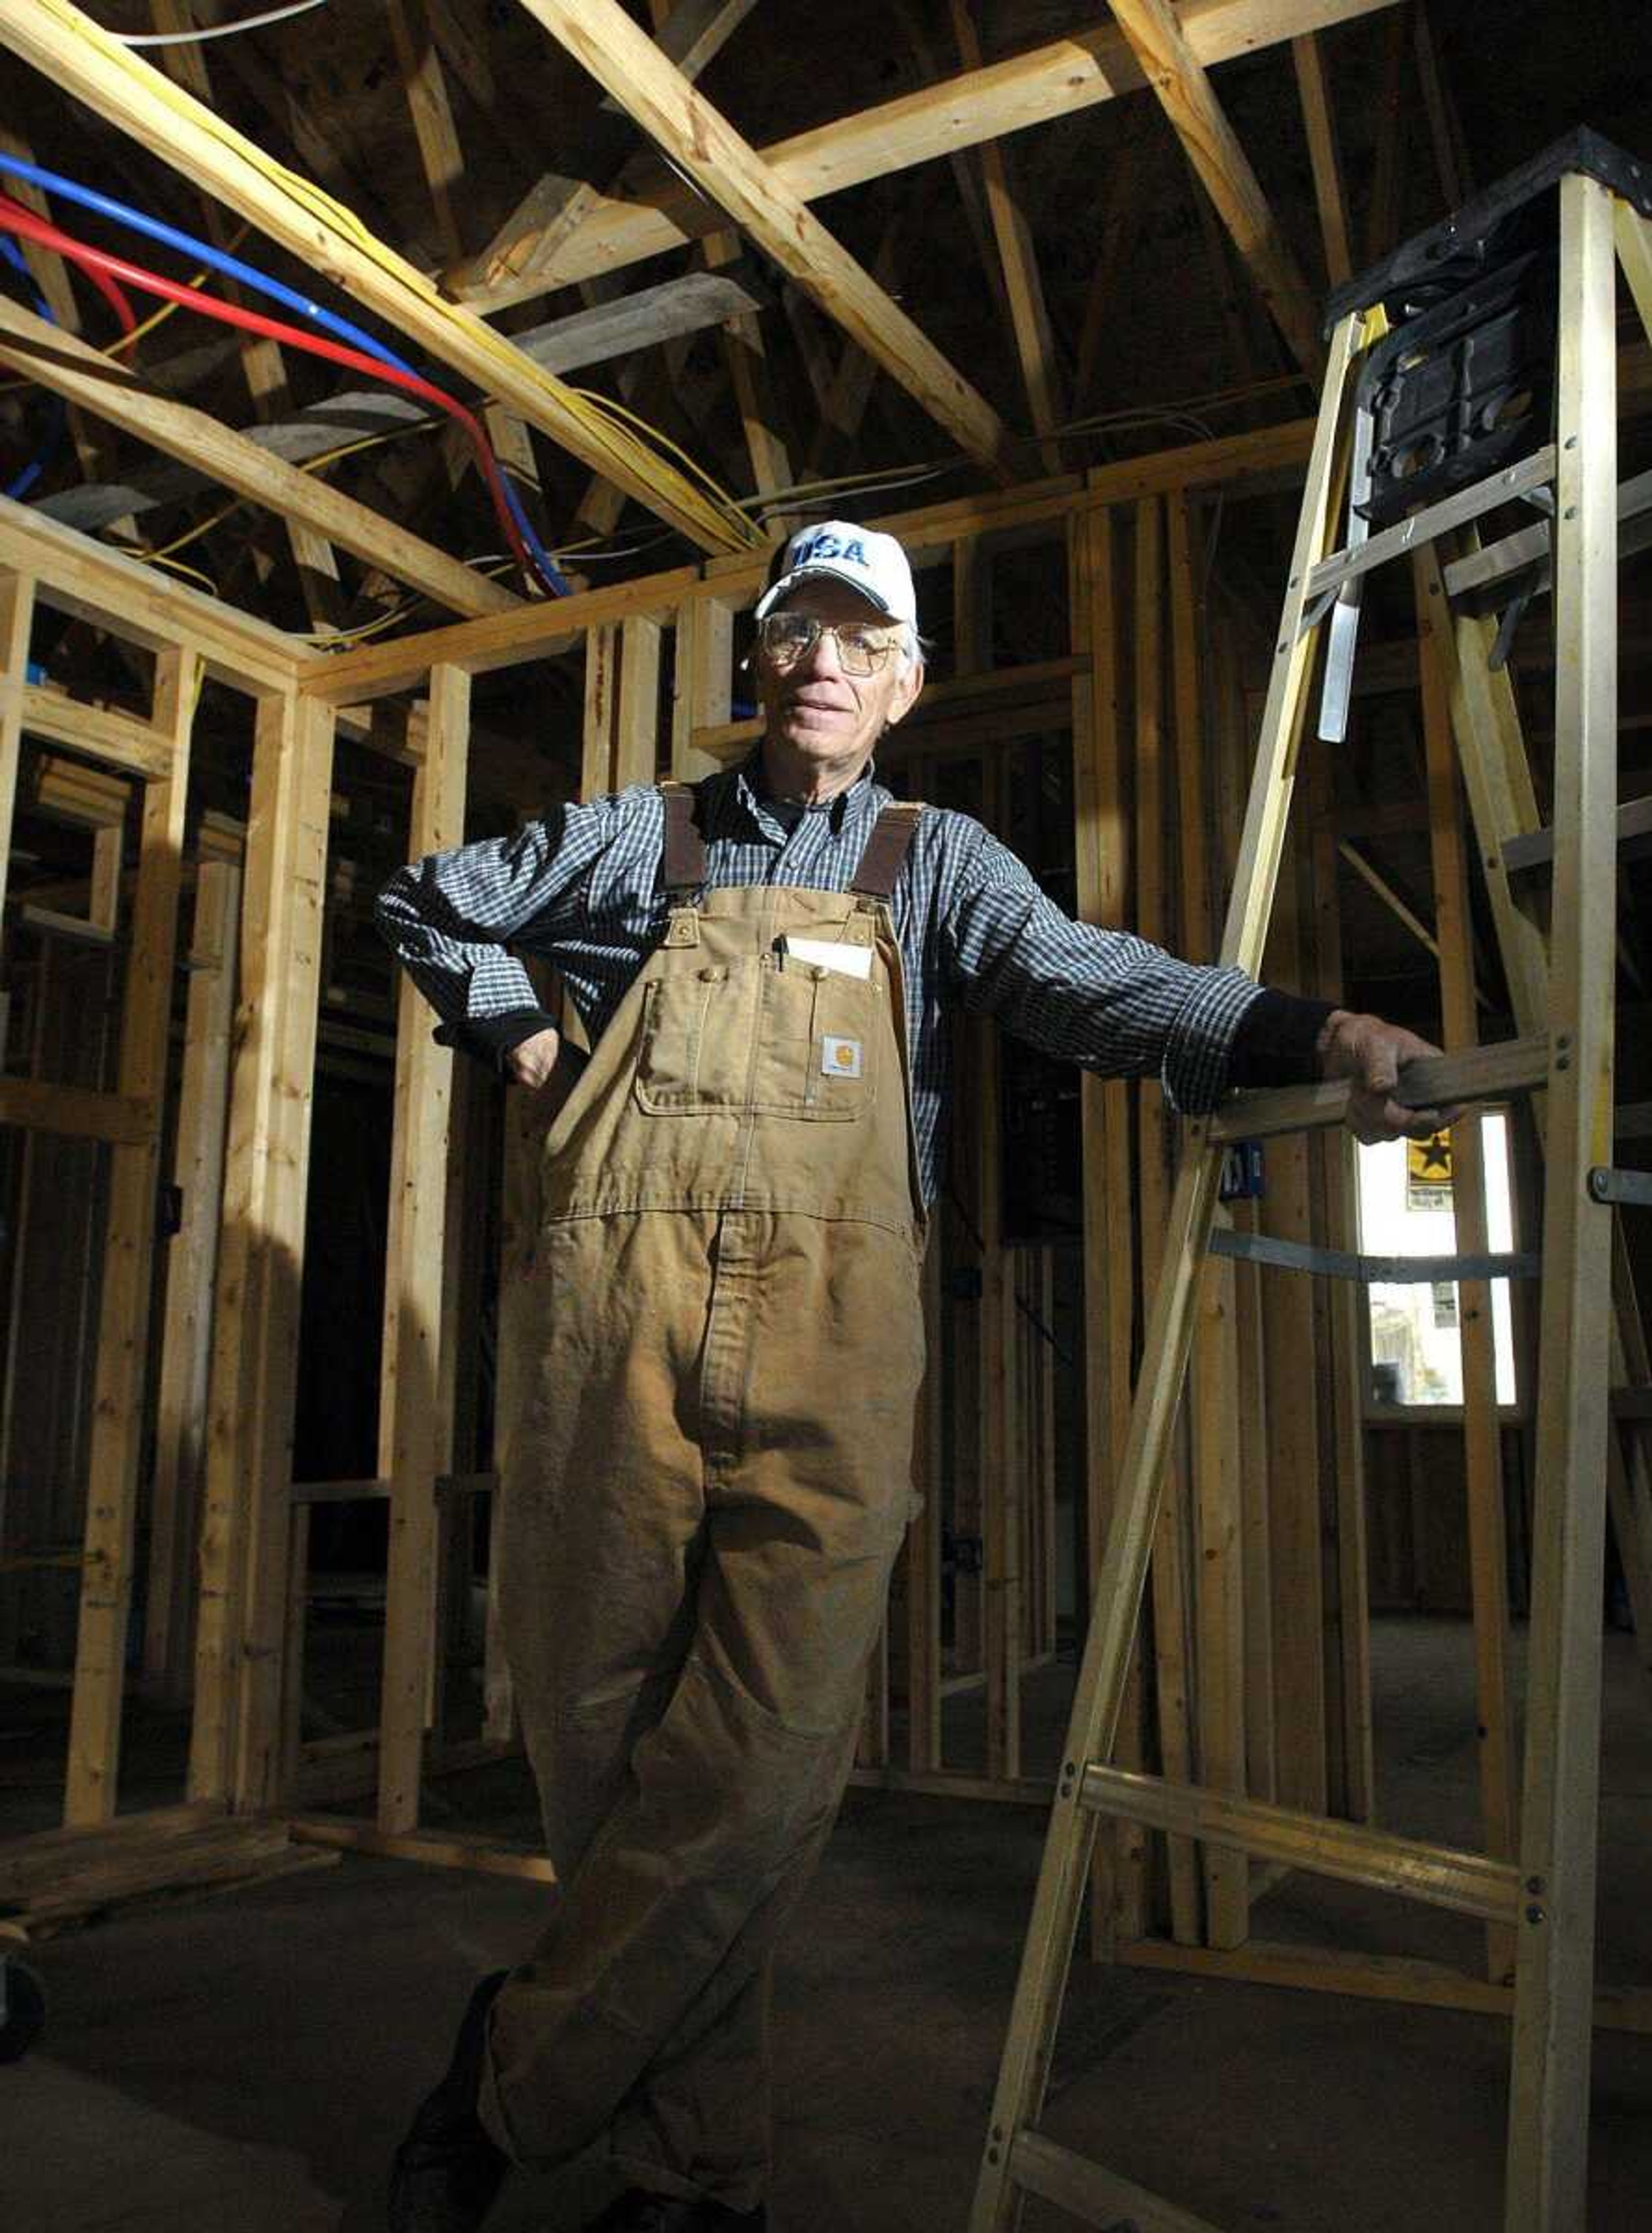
[{"x1": 479, "y1": 787, "x2": 928, "y2": 2211}]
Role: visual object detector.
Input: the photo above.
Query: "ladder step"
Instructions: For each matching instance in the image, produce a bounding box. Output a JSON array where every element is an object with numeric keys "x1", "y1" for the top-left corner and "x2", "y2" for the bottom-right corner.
[
  {"x1": 1210, "y1": 1229, "x2": 1539, "y2": 1284},
  {"x1": 1302, "y1": 445, "x2": 1555, "y2": 605},
  {"x1": 1208, "y1": 1033, "x2": 1548, "y2": 1145},
  {"x1": 1500, "y1": 793, "x2": 1652, "y2": 879},
  {"x1": 1442, "y1": 460, "x2": 1652, "y2": 615},
  {"x1": 1077, "y1": 1766, "x2": 1521, "y2": 1927},
  {"x1": 1009, "y1": 2131, "x2": 1224, "y2": 2233}
]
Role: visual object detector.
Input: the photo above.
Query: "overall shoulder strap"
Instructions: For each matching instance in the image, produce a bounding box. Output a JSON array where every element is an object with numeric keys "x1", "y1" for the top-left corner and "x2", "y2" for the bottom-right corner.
[
  {"x1": 659, "y1": 781, "x2": 708, "y2": 896},
  {"x1": 850, "y1": 801, "x2": 924, "y2": 900}
]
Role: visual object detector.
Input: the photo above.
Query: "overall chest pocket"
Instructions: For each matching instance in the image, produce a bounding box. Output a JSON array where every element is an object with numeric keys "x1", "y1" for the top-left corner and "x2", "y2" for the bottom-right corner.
[
  {"x1": 633, "y1": 960, "x2": 754, "y2": 1112},
  {"x1": 632, "y1": 956, "x2": 879, "y2": 1119},
  {"x1": 749, "y1": 960, "x2": 878, "y2": 1119}
]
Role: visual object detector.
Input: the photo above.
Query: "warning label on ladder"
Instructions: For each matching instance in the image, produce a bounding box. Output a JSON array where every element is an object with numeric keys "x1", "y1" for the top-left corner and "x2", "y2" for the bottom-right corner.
[{"x1": 1406, "y1": 1129, "x2": 1455, "y2": 1210}]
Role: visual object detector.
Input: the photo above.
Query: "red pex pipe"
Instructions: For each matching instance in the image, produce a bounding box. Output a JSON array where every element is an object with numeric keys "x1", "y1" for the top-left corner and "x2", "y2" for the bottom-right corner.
[{"x1": 0, "y1": 191, "x2": 541, "y2": 587}]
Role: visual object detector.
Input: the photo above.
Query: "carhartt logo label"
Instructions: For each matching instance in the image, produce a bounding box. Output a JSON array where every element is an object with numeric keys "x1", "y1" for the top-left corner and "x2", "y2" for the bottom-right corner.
[
  {"x1": 795, "y1": 531, "x2": 868, "y2": 568},
  {"x1": 822, "y1": 1035, "x2": 863, "y2": 1078}
]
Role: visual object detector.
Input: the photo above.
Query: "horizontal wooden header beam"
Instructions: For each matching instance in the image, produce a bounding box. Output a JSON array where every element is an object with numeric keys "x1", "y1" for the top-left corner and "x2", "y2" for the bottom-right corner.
[
  {"x1": 300, "y1": 414, "x2": 1328, "y2": 701},
  {"x1": 302, "y1": 566, "x2": 700, "y2": 705},
  {"x1": 0, "y1": 496, "x2": 307, "y2": 697},
  {"x1": 22, "y1": 687, "x2": 175, "y2": 781},
  {"x1": 0, "y1": 1078, "x2": 157, "y2": 1145}
]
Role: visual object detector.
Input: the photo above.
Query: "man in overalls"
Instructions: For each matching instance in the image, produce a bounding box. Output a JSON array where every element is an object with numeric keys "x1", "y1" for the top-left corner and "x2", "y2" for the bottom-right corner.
[{"x1": 376, "y1": 522, "x2": 1447, "y2": 2233}]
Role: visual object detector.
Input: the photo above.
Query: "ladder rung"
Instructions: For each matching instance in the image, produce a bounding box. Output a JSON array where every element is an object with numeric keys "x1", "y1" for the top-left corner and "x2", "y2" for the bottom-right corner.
[
  {"x1": 1078, "y1": 1766, "x2": 1521, "y2": 1927},
  {"x1": 1442, "y1": 460, "x2": 1652, "y2": 615},
  {"x1": 1208, "y1": 1033, "x2": 1549, "y2": 1145},
  {"x1": 1008, "y1": 2130, "x2": 1224, "y2": 2233},
  {"x1": 1501, "y1": 793, "x2": 1652, "y2": 878},
  {"x1": 1302, "y1": 444, "x2": 1556, "y2": 604}
]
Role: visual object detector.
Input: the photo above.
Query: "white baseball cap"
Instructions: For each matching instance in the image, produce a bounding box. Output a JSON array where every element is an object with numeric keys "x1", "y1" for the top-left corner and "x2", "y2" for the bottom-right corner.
[{"x1": 754, "y1": 519, "x2": 917, "y2": 627}]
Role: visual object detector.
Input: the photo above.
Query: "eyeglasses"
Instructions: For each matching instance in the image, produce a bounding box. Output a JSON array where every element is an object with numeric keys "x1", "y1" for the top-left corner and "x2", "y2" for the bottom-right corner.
[{"x1": 753, "y1": 612, "x2": 902, "y2": 676}]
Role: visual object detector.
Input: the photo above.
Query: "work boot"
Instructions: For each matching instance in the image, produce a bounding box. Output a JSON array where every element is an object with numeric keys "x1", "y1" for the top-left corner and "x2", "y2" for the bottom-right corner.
[
  {"x1": 587, "y1": 2193, "x2": 768, "y2": 2232},
  {"x1": 387, "y1": 1969, "x2": 511, "y2": 2232}
]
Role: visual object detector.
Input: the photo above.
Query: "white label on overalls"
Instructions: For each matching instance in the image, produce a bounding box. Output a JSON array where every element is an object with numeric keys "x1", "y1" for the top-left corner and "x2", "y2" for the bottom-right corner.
[{"x1": 821, "y1": 1035, "x2": 863, "y2": 1079}]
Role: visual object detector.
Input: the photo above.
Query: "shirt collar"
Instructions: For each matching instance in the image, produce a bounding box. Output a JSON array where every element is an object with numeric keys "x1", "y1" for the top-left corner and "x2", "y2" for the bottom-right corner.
[{"x1": 734, "y1": 745, "x2": 881, "y2": 841}]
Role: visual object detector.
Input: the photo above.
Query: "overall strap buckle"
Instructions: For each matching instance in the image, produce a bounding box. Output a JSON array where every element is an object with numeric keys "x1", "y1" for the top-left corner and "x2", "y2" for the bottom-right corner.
[
  {"x1": 850, "y1": 801, "x2": 924, "y2": 902},
  {"x1": 660, "y1": 781, "x2": 709, "y2": 895},
  {"x1": 660, "y1": 781, "x2": 708, "y2": 944}
]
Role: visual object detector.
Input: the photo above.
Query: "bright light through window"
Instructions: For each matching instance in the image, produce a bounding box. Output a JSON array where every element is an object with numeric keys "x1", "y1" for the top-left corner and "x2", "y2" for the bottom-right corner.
[{"x1": 1357, "y1": 1111, "x2": 1519, "y2": 1406}]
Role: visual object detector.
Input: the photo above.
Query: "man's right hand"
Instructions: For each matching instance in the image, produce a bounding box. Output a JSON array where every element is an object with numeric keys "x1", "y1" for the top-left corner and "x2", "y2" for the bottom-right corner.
[{"x1": 505, "y1": 1025, "x2": 564, "y2": 1090}]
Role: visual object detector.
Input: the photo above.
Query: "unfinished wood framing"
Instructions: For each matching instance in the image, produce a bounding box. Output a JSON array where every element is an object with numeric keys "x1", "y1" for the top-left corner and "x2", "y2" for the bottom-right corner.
[
  {"x1": 0, "y1": 210, "x2": 1640, "y2": 2214},
  {"x1": 62, "y1": 645, "x2": 200, "y2": 1823},
  {"x1": 142, "y1": 823, "x2": 243, "y2": 1707},
  {"x1": 513, "y1": 0, "x2": 1017, "y2": 481},
  {"x1": 456, "y1": 0, "x2": 1407, "y2": 312},
  {"x1": 0, "y1": 0, "x2": 758, "y2": 556},
  {"x1": 1104, "y1": 0, "x2": 1326, "y2": 379},
  {"x1": 377, "y1": 665, "x2": 471, "y2": 1832},
  {"x1": 189, "y1": 687, "x2": 335, "y2": 1813},
  {"x1": 0, "y1": 294, "x2": 517, "y2": 623}
]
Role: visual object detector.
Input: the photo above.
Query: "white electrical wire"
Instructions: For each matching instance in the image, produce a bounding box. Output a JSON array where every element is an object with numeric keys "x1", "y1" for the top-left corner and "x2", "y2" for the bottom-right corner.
[{"x1": 114, "y1": 0, "x2": 330, "y2": 47}]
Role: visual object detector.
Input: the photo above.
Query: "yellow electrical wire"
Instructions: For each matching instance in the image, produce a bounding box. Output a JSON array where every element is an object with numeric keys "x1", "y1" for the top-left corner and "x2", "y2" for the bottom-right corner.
[
  {"x1": 297, "y1": 556, "x2": 515, "y2": 649},
  {"x1": 565, "y1": 385, "x2": 750, "y2": 522},
  {"x1": 139, "y1": 495, "x2": 241, "y2": 565},
  {"x1": 142, "y1": 548, "x2": 219, "y2": 596},
  {"x1": 105, "y1": 222, "x2": 253, "y2": 356},
  {"x1": 34, "y1": 0, "x2": 762, "y2": 555}
]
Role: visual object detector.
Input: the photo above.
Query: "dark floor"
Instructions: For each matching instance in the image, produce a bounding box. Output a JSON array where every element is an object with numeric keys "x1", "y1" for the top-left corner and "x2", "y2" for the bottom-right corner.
[{"x1": 6, "y1": 1616, "x2": 1652, "y2": 2233}]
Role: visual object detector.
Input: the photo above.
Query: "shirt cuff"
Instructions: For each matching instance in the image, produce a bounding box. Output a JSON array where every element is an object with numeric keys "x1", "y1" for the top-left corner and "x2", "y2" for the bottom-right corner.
[
  {"x1": 433, "y1": 1006, "x2": 560, "y2": 1073},
  {"x1": 1223, "y1": 987, "x2": 1338, "y2": 1090},
  {"x1": 1159, "y1": 968, "x2": 1271, "y2": 1115}
]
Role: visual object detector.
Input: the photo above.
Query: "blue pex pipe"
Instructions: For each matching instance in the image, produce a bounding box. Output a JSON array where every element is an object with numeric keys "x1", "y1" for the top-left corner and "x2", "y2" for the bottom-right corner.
[
  {"x1": 0, "y1": 153, "x2": 572, "y2": 597},
  {"x1": 0, "y1": 148, "x2": 419, "y2": 378},
  {"x1": 498, "y1": 474, "x2": 572, "y2": 598},
  {"x1": 0, "y1": 231, "x2": 65, "y2": 500}
]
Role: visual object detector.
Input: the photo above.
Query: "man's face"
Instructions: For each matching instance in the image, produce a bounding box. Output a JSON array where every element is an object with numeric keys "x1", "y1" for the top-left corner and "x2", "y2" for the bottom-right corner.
[{"x1": 753, "y1": 578, "x2": 923, "y2": 774}]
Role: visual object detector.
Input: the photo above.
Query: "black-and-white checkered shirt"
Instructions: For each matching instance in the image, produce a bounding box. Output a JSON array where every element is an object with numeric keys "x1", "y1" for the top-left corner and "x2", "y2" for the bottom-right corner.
[{"x1": 376, "y1": 753, "x2": 1320, "y2": 1207}]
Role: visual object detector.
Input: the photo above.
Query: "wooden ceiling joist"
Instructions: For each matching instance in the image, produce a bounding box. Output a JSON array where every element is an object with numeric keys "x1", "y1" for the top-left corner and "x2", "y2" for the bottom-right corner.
[
  {"x1": 0, "y1": 293, "x2": 518, "y2": 619},
  {"x1": 385, "y1": 0, "x2": 471, "y2": 265},
  {"x1": 461, "y1": 0, "x2": 1403, "y2": 314},
  {"x1": 446, "y1": 0, "x2": 755, "y2": 309},
  {"x1": 949, "y1": 0, "x2": 1069, "y2": 477},
  {"x1": 1104, "y1": 0, "x2": 1326, "y2": 379},
  {"x1": 1292, "y1": 32, "x2": 1354, "y2": 290},
  {"x1": 0, "y1": 0, "x2": 756, "y2": 556},
  {"x1": 512, "y1": 0, "x2": 1018, "y2": 483}
]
